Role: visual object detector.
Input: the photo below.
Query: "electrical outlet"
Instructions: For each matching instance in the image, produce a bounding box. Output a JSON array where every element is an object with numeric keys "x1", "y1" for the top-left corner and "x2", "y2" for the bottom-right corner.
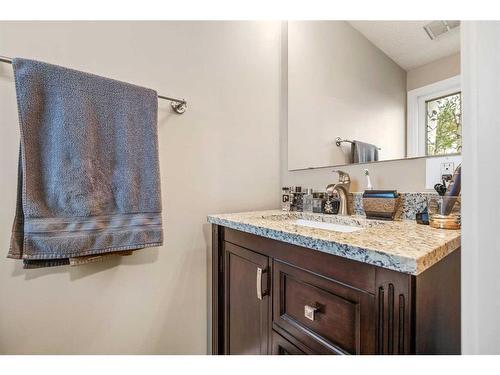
[
  {"x1": 426, "y1": 156, "x2": 461, "y2": 189},
  {"x1": 440, "y1": 162, "x2": 454, "y2": 181}
]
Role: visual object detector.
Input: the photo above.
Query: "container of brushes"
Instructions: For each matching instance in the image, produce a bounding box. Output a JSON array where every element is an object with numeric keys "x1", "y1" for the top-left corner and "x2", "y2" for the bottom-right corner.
[
  {"x1": 427, "y1": 195, "x2": 461, "y2": 230},
  {"x1": 362, "y1": 190, "x2": 400, "y2": 220}
]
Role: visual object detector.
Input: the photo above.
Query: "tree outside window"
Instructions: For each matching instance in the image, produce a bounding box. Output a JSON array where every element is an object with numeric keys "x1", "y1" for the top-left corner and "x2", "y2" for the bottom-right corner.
[{"x1": 425, "y1": 92, "x2": 462, "y2": 156}]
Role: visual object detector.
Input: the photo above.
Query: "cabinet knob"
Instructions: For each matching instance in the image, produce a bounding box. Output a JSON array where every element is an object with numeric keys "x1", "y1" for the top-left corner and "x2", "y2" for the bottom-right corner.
[{"x1": 304, "y1": 304, "x2": 319, "y2": 321}]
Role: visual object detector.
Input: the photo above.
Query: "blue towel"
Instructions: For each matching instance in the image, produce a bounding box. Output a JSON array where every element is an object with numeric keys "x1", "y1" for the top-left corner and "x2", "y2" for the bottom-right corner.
[{"x1": 7, "y1": 58, "x2": 163, "y2": 268}]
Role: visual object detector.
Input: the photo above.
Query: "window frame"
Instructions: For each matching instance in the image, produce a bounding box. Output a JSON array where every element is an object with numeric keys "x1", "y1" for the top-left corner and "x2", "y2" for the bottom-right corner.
[{"x1": 407, "y1": 75, "x2": 461, "y2": 158}]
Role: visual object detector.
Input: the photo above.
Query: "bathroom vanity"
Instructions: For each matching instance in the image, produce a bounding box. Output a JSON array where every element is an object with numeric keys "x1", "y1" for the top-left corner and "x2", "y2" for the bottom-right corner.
[{"x1": 208, "y1": 211, "x2": 461, "y2": 355}]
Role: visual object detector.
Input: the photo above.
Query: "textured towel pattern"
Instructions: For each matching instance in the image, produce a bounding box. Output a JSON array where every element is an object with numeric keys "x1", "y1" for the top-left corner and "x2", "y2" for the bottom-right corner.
[{"x1": 8, "y1": 58, "x2": 163, "y2": 268}]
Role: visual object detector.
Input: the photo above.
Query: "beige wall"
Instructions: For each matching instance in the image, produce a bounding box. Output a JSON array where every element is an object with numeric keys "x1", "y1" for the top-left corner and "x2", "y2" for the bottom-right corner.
[
  {"x1": 0, "y1": 21, "x2": 281, "y2": 354},
  {"x1": 407, "y1": 52, "x2": 461, "y2": 91},
  {"x1": 287, "y1": 21, "x2": 407, "y2": 170}
]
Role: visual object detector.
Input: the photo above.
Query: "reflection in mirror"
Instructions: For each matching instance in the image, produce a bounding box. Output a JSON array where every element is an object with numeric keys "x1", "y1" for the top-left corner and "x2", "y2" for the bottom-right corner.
[
  {"x1": 425, "y1": 92, "x2": 461, "y2": 156},
  {"x1": 287, "y1": 21, "x2": 461, "y2": 171}
]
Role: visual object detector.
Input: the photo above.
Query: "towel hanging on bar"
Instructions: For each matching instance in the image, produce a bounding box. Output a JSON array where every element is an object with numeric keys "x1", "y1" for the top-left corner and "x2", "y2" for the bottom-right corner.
[
  {"x1": 351, "y1": 140, "x2": 380, "y2": 163},
  {"x1": 7, "y1": 58, "x2": 164, "y2": 268}
]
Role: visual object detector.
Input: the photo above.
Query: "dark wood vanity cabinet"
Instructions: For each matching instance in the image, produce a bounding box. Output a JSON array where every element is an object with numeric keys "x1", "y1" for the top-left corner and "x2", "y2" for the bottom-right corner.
[
  {"x1": 223, "y1": 242, "x2": 270, "y2": 354},
  {"x1": 212, "y1": 225, "x2": 460, "y2": 355}
]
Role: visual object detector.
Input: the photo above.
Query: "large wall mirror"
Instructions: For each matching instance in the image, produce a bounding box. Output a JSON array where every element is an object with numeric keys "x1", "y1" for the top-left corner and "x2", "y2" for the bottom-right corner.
[{"x1": 287, "y1": 21, "x2": 462, "y2": 170}]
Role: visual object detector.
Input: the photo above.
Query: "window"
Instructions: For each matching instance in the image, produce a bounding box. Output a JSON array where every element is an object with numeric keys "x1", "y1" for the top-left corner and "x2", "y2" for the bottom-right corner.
[
  {"x1": 425, "y1": 92, "x2": 462, "y2": 156},
  {"x1": 407, "y1": 75, "x2": 461, "y2": 157}
]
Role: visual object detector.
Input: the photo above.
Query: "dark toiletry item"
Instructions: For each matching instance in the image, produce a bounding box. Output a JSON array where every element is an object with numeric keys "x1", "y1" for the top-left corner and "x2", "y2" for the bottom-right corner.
[
  {"x1": 362, "y1": 190, "x2": 400, "y2": 220},
  {"x1": 281, "y1": 187, "x2": 291, "y2": 211},
  {"x1": 323, "y1": 197, "x2": 340, "y2": 215},
  {"x1": 443, "y1": 164, "x2": 461, "y2": 215},
  {"x1": 291, "y1": 186, "x2": 304, "y2": 212},
  {"x1": 362, "y1": 190, "x2": 399, "y2": 199},
  {"x1": 295, "y1": 194, "x2": 304, "y2": 212},
  {"x1": 289, "y1": 186, "x2": 297, "y2": 211},
  {"x1": 416, "y1": 209, "x2": 430, "y2": 225},
  {"x1": 434, "y1": 183, "x2": 447, "y2": 196},
  {"x1": 446, "y1": 165, "x2": 461, "y2": 196}
]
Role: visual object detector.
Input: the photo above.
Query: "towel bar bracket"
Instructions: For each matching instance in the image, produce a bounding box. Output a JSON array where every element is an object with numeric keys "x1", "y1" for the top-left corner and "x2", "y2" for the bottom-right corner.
[
  {"x1": 335, "y1": 137, "x2": 354, "y2": 147},
  {"x1": 170, "y1": 100, "x2": 187, "y2": 114}
]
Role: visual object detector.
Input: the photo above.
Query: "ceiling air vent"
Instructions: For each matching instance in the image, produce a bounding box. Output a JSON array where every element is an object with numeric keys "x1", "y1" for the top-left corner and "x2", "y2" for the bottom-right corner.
[{"x1": 423, "y1": 20, "x2": 460, "y2": 40}]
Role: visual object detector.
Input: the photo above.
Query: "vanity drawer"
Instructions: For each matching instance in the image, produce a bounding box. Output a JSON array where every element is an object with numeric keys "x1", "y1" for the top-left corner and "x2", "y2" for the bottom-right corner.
[
  {"x1": 271, "y1": 331, "x2": 307, "y2": 355},
  {"x1": 273, "y1": 260, "x2": 376, "y2": 354}
]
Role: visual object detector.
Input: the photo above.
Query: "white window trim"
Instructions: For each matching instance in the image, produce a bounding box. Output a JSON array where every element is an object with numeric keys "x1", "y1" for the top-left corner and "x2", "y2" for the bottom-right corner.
[{"x1": 407, "y1": 75, "x2": 461, "y2": 157}]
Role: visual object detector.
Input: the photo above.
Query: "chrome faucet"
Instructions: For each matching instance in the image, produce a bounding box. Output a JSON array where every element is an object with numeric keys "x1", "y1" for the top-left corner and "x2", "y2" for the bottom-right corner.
[{"x1": 326, "y1": 170, "x2": 351, "y2": 215}]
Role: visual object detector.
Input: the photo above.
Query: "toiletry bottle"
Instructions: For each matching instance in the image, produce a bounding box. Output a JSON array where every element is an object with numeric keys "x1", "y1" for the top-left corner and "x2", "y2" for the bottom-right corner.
[
  {"x1": 281, "y1": 187, "x2": 291, "y2": 211},
  {"x1": 323, "y1": 198, "x2": 334, "y2": 214},
  {"x1": 312, "y1": 192, "x2": 326, "y2": 213},
  {"x1": 293, "y1": 186, "x2": 303, "y2": 212},
  {"x1": 302, "y1": 188, "x2": 314, "y2": 213},
  {"x1": 289, "y1": 186, "x2": 296, "y2": 211},
  {"x1": 324, "y1": 192, "x2": 340, "y2": 215},
  {"x1": 364, "y1": 169, "x2": 373, "y2": 190}
]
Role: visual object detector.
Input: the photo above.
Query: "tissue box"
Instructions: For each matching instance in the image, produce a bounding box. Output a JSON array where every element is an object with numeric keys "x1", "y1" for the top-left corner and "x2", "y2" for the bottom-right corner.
[{"x1": 362, "y1": 190, "x2": 401, "y2": 220}]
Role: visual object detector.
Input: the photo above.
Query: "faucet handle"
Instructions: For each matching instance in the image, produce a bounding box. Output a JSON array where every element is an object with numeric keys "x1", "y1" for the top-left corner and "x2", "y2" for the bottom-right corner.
[{"x1": 332, "y1": 170, "x2": 351, "y2": 184}]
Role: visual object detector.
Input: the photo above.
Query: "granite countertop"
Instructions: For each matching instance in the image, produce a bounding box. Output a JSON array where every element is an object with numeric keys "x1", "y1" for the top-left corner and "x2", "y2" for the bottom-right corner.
[{"x1": 207, "y1": 210, "x2": 461, "y2": 275}]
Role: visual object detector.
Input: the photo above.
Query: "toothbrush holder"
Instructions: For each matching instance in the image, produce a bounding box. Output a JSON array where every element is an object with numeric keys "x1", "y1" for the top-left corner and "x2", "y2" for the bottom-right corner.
[{"x1": 427, "y1": 195, "x2": 461, "y2": 230}]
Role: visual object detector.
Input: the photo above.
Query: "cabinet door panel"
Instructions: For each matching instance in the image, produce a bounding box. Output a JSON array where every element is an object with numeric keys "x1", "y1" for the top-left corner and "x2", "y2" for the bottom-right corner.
[{"x1": 224, "y1": 242, "x2": 270, "y2": 354}]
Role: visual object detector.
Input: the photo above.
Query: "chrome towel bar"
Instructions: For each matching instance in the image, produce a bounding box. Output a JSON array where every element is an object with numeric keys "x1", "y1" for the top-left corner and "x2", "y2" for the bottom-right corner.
[
  {"x1": 0, "y1": 55, "x2": 187, "y2": 114},
  {"x1": 335, "y1": 137, "x2": 381, "y2": 150}
]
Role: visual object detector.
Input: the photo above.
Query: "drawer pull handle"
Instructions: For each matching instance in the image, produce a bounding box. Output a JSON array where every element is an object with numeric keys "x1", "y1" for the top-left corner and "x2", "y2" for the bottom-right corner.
[
  {"x1": 256, "y1": 267, "x2": 266, "y2": 300},
  {"x1": 304, "y1": 305, "x2": 319, "y2": 321}
]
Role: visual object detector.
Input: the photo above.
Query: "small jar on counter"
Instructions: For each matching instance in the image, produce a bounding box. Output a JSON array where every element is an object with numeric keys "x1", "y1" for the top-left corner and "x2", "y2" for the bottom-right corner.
[
  {"x1": 281, "y1": 187, "x2": 291, "y2": 211},
  {"x1": 302, "y1": 188, "x2": 314, "y2": 213},
  {"x1": 324, "y1": 192, "x2": 340, "y2": 215},
  {"x1": 292, "y1": 186, "x2": 304, "y2": 212},
  {"x1": 312, "y1": 192, "x2": 326, "y2": 214}
]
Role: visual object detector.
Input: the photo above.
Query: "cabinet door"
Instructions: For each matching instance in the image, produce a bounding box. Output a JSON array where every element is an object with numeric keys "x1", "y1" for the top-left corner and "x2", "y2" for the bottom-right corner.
[{"x1": 224, "y1": 242, "x2": 270, "y2": 354}]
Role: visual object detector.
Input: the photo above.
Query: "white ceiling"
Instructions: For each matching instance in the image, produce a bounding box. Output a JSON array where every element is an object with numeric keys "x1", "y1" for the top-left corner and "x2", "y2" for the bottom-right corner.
[{"x1": 348, "y1": 21, "x2": 461, "y2": 71}]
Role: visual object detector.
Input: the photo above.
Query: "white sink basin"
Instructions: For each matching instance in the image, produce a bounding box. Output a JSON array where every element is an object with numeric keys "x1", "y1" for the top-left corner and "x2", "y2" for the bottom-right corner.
[{"x1": 293, "y1": 219, "x2": 363, "y2": 233}]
